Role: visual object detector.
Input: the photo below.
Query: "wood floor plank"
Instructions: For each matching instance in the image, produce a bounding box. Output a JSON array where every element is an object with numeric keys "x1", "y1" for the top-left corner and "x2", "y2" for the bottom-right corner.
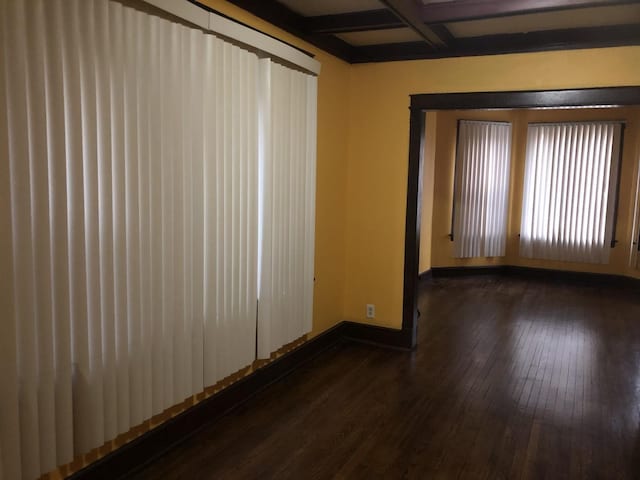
[{"x1": 132, "y1": 276, "x2": 640, "y2": 479}]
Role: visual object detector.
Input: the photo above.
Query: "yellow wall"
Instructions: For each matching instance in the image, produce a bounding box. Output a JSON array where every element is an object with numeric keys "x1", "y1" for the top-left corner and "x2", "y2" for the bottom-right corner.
[
  {"x1": 419, "y1": 112, "x2": 437, "y2": 273},
  {"x1": 200, "y1": 0, "x2": 352, "y2": 336},
  {"x1": 345, "y1": 47, "x2": 640, "y2": 329},
  {"x1": 430, "y1": 107, "x2": 640, "y2": 279}
]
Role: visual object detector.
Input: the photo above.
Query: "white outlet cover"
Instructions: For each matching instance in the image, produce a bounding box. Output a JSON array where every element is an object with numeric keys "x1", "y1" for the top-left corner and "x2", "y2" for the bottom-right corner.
[{"x1": 366, "y1": 304, "x2": 375, "y2": 318}]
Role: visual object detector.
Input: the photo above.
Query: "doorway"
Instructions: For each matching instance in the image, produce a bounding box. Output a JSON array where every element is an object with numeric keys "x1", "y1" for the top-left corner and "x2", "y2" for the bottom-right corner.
[{"x1": 402, "y1": 87, "x2": 640, "y2": 348}]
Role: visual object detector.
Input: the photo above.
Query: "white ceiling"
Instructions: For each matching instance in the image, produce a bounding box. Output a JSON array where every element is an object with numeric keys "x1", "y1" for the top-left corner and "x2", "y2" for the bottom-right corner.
[{"x1": 278, "y1": 0, "x2": 385, "y2": 17}]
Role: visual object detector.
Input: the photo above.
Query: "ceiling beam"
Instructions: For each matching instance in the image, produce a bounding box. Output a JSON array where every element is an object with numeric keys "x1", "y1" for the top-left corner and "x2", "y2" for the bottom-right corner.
[
  {"x1": 352, "y1": 23, "x2": 640, "y2": 62},
  {"x1": 220, "y1": 0, "x2": 357, "y2": 61},
  {"x1": 379, "y1": 0, "x2": 447, "y2": 47},
  {"x1": 428, "y1": 24, "x2": 456, "y2": 45},
  {"x1": 420, "y1": 0, "x2": 638, "y2": 25},
  {"x1": 306, "y1": 9, "x2": 405, "y2": 34}
]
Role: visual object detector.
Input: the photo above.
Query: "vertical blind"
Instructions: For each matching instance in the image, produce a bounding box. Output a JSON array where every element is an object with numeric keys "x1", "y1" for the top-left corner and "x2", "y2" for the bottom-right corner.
[
  {"x1": 257, "y1": 61, "x2": 317, "y2": 359},
  {"x1": 453, "y1": 120, "x2": 512, "y2": 258},
  {"x1": 0, "y1": 0, "x2": 317, "y2": 479},
  {"x1": 520, "y1": 122, "x2": 622, "y2": 264}
]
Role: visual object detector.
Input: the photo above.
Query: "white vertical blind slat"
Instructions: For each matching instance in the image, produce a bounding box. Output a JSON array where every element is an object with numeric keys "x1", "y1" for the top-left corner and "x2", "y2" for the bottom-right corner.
[
  {"x1": 303, "y1": 75, "x2": 318, "y2": 335},
  {"x1": 26, "y1": 0, "x2": 58, "y2": 472},
  {"x1": 136, "y1": 9, "x2": 153, "y2": 423},
  {"x1": 190, "y1": 28, "x2": 205, "y2": 396},
  {"x1": 94, "y1": 0, "x2": 118, "y2": 445},
  {"x1": 79, "y1": 0, "x2": 106, "y2": 451},
  {"x1": 124, "y1": 5, "x2": 143, "y2": 428},
  {"x1": 0, "y1": 1, "x2": 23, "y2": 478},
  {"x1": 149, "y1": 16, "x2": 164, "y2": 416},
  {"x1": 8, "y1": 0, "x2": 40, "y2": 475},
  {"x1": 203, "y1": 34, "x2": 219, "y2": 388}
]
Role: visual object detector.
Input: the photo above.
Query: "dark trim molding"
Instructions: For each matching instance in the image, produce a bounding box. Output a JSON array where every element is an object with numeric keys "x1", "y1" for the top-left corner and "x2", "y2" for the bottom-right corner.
[
  {"x1": 306, "y1": 9, "x2": 404, "y2": 34},
  {"x1": 610, "y1": 123, "x2": 626, "y2": 247},
  {"x1": 379, "y1": 0, "x2": 445, "y2": 47},
  {"x1": 342, "y1": 321, "x2": 414, "y2": 351},
  {"x1": 221, "y1": 0, "x2": 357, "y2": 62},
  {"x1": 352, "y1": 24, "x2": 640, "y2": 62},
  {"x1": 69, "y1": 320, "x2": 409, "y2": 479},
  {"x1": 402, "y1": 108, "x2": 426, "y2": 351},
  {"x1": 419, "y1": 0, "x2": 638, "y2": 25},
  {"x1": 431, "y1": 265, "x2": 507, "y2": 277},
  {"x1": 410, "y1": 86, "x2": 640, "y2": 111},
  {"x1": 418, "y1": 269, "x2": 433, "y2": 282}
]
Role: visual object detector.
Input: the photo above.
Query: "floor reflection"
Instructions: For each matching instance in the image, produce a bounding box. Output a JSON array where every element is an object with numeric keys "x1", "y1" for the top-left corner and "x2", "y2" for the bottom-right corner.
[
  {"x1": 507, "y1": 313, "x2": 595, "y2": 425},
  {"x1": 417, "y1": 275, "x2": 640, "y2": 477}
]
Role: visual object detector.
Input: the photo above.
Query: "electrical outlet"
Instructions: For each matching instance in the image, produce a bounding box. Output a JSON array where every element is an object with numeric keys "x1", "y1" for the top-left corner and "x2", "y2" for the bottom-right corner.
[{"x1": 366, "y1": 304, "x2": 375, "y2": 319}]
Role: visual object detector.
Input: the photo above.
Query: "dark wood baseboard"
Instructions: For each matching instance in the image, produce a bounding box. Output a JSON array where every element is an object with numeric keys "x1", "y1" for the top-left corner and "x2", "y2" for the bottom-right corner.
[
  {"x1": 431, "y1": 265, "x2": 506, "y2": 277},
  {"x1": 418, "y1": 269, "x2": 433, "y2": 283},
  {"x1": 69, "y1": 319, "x2": 409, "y2": 479},
  {"x1": 505, "y1": 265, "x2": 640, "y2": 289},
  {"x1": 431, "y1": 265, "x2": 640, "y2": 289},
  {"x1": 342, "y1": 321, "x2": 415, "y2": 351}
]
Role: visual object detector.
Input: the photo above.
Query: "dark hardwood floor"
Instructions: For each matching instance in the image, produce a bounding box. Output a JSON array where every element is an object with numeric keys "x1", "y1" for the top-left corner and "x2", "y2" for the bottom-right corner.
[{"x1": 131, "y1": 276, "x2": 640, "y2": 479}]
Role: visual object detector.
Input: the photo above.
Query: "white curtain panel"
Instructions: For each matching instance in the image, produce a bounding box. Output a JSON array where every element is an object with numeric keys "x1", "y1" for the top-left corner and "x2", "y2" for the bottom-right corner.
[
  {"x1": 520, "y1": 122, "x2": 622, "y2": 264},
  {"x1": 453, "y1": 120, "x2": 512, "y2": 258},
  {"x1": 0, "y1": 0, "x2": 261, "y2": 478},
  {"x1": 257, "y1": 60, "x2": 317, "y2": 359}
]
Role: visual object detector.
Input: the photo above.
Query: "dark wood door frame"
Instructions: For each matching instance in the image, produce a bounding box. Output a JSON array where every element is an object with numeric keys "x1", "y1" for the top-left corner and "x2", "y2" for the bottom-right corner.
[{"x1": 402, "y1": 86, "x2": 640, "y2": 349}]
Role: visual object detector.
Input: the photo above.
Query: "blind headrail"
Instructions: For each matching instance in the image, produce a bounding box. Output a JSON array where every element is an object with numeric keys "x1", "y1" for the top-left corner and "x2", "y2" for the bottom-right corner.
[{"x1": 142, "y1": 0, "x2": 322, "y2": 75}]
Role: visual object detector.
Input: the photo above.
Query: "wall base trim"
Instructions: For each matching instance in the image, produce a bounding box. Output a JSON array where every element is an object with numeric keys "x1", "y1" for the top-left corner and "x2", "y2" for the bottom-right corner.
[
  {"x1": 418, "y1": 269, "x2": 433, "y2": 283},
  {"x1": 431, "y1": 265, "x2": 640, "y2": 289},
  {"x1": 431, "y1": 265, "x2": 507, "y2": 277},
  {"x1": 342, "y1": 321, "x2": 415, "y2": 351},
  {"x1": 69, "y1": 319, "x2": 407, "y2": 479}
]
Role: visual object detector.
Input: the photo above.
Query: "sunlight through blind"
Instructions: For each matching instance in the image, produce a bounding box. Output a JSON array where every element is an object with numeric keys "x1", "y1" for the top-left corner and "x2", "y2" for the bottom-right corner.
[
  {"x1": 453, "y1": 120, "x2": 512, "y2": 258},
  {"x1": 520, "y1": 122, "x2": 623, "y2": 264}
]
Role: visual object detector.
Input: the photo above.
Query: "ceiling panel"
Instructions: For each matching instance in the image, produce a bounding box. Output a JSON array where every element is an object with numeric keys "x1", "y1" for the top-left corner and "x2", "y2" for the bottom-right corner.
[
  {"x1": 447, "y1": 4, "x2": 640, "y2": 38},
  {"x1": 336, "y1": 27, "x2": 422, "y2": 46},
  {"x1": 278, "y1": 0, "x2": 385, "y2": 17}
]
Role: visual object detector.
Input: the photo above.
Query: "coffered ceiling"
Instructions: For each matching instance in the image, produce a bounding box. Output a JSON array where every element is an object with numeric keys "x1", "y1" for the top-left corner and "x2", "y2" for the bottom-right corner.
[{"x1": 207, "y1": 0, "x2": 640, "y2": 62}]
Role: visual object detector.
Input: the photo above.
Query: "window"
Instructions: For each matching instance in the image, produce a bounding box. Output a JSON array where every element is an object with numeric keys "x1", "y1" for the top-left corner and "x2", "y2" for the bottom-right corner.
[
  {"x1": 520, "y1": 122, "x2": 623, "y2": 264},
  {"x1": 452, "y1": 120, "x2": 512, "y2": 258}
]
